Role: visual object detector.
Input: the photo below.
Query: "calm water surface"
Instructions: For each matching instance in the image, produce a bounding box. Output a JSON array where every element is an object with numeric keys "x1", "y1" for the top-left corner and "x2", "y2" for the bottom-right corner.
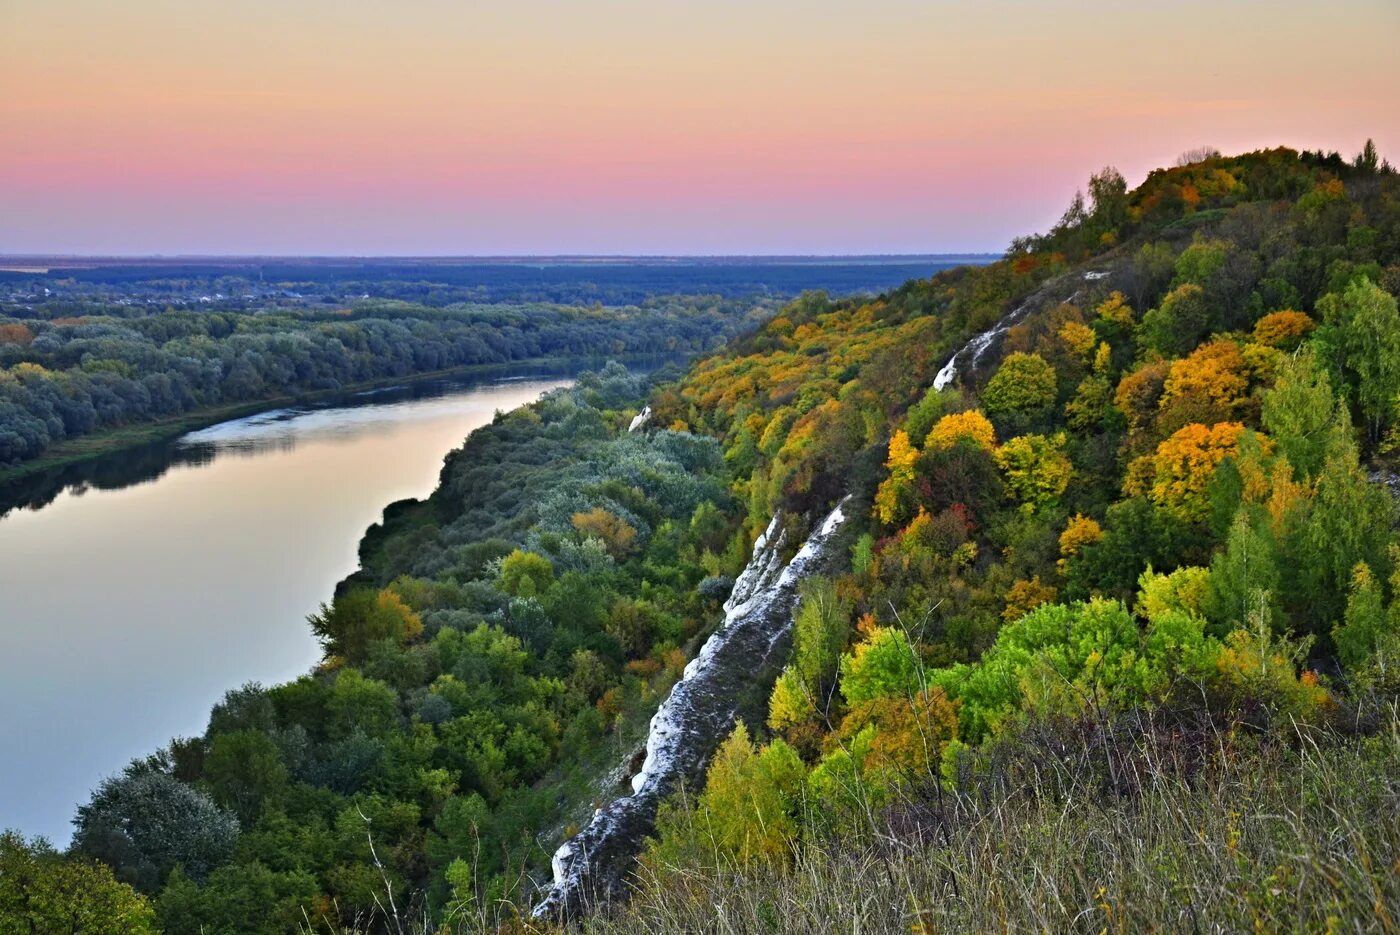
[{"x1": 0, "y1": 370, "x2": 575, "y2": 844}]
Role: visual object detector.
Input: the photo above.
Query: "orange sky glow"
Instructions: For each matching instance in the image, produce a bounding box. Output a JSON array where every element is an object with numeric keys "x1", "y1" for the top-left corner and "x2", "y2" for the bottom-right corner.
[{"x1": 3, "y1": 0, "x2": 1398, "y2": 254}]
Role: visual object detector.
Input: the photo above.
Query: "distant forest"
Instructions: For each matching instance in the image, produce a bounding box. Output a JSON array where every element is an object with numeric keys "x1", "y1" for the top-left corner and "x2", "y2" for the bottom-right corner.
[
  {"x1": 0, "y1": 256, "x2": 987, "y2": 308},
  {"x1": 0, "y1": 258, "x2": 989, "y2": 468}
]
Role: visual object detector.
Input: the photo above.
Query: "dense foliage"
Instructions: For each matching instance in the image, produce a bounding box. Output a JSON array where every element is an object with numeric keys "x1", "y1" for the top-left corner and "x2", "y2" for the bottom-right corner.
[
  {"x1": 0, "y1": 297, "x2": 764, "y2": 466},
  {"x1": 633, "y1": 142, "x2": 1400, "y2": 927},
  {"x1": 11, "y1": 143, "x2": 1400, "y2": 932}
]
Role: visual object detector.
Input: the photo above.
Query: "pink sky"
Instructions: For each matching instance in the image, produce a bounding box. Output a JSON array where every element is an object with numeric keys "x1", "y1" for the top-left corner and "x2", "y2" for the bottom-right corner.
[{"x1": 3, "y1": 0, "x2": 1397, "y2": 255}]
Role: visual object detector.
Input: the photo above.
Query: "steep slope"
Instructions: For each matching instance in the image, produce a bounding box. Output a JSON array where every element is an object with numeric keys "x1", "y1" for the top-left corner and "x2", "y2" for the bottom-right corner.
[{"x1": 48, "y1": 144, "x2": 1400, "y2": 933}]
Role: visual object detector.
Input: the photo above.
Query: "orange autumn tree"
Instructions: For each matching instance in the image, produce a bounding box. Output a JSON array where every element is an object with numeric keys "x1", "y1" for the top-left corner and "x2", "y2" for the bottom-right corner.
[
  {"x1": 1158, "y1": 339, "x2": 1251, "y2": 427},
  {"x1": 1114, "y1": 360, "x2": 1171, "y2": 431},
  {"x1": 1130, "y1": 422, "x2": 1260, "y2": 522},
  {"x1": 572, "y1": 508, "x2": 638, "y2": 559},
  {"x1": 1252, "y1": 310, "x2": 1315, "y2": 349}
]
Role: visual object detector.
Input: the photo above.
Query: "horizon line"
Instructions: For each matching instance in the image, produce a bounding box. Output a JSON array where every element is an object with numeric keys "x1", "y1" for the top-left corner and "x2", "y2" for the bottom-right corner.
[{"x1": 0, "y1": 251, "x2": 1003, "y2": 263}]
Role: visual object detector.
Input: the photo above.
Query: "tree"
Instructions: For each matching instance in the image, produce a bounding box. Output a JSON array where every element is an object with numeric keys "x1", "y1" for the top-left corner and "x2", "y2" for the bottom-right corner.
[
  {"x1": 995, "y1": 433, "x2": 1073, "y2": 513},
  {"x1": 930, "y1": 599, "x2": 1149, "y2": 740},
  {"x1": 648, "y1": 725, "x2": 805, "y2": 868},
  {"x1": 72, "y1": 766, "x2": 239, "y2": 892},
  {"x1": 840, "y1": 626, "x2": 923, "y2": 705},
  {"x1": 1096, "y1": 291, "x2": 1135, "y2": 328},
  {"x1": 0, "y1": 832, "x2": 156, "y2": 935},
  {"x1": 1252, "y1": 310, "x2": 1314, "y2": 349},
  {"x1": 835, "y1": 688, "x2": 958, "y2": 778},
  {"x1": 571, "y1": 507, "x2": 638, "y2": 558},
  {"x1": 1114, "y1": 361, "x2": 1170, "y2": 431},
  {"x1": 1260, "y1": 347, "x2": 1350, "y2": 481},
  {"x1": 1315, "y1": 278, "x2": 1400, "y2": 439},
  {"x1": 790, "y1": 577, "x2": 853, "y2": 691},
  {"x1": 982, "y1": 352, "x2": 1057, "y2": 422},
  {"x1": 1058, "y1": 514, "x2": 1104, "y2": 574},
  {"x1": 202, "y1": 729, "x2": 288, "y2": 825},
  {"x1": 923, "y1": 409, "x2": 997, "y2": 453},
  {"x1": 1132, "y1": 422, "x2": 1249, "y2": 523},
  {"x1": 1158, "y1": 340, "x2": 1249, "y2": 429},
  {"x1": 1172, "y1": 238, "x2": 1230, "y2": 288},
  {"x1": 307, "y1": 588, "x2": 423, "y2": 665},
  {"x1": 1138, "y1": 284, "x2": 1211, "y2": 358},
  {"x1": 1087, "y1": 166, "x2": 1129, "y2": 238},
  {"x1": 1058, "y1": 320, "x2": 1098, "y2": 359},
  {"x1": 495, "y1": 550, "x2": 554, "y2": 598},
  {"x1": 1333, "y1": 563, "x2": 1391, "y2": 670},
  {"x1": 1289, "y1": 448, "x2": 1395, "y2": 632},
  {"x1": 873, "y1": 429, "x2": 919, "y2": 525},
  {"x1": 1206, "y1": 509, "x2": 1283, "y2": 634}
]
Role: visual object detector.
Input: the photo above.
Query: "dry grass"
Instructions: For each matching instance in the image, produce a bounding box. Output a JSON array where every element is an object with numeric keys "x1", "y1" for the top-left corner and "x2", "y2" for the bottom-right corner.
[
  {"x1": 307, "y1": 702, "x2": 1400, "y2": 934},
  {"x1": 585, "y1": 705, "x2": 1400, "y2": 935}
]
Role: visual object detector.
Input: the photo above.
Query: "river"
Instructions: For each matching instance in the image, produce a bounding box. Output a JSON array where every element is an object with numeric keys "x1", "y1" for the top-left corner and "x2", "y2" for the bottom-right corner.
[{"x1": 0, "y1": 367, "x2": 579, "y2": 845}]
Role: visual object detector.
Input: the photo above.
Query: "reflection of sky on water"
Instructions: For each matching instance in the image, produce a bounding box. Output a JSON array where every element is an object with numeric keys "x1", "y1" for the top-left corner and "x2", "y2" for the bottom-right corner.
[
  {"x1": 181, "y1": 392, "x2": 519, "y2": 453},
  {"x1": 0, "y1": 374, "x2": 572, "y2": 846}
]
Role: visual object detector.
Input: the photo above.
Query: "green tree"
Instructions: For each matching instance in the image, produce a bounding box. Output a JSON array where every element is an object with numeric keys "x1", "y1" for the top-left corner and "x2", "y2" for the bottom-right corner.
[
  {"x1": 840, "y1": 626, "x2": 923, "y2": 705},
  {"x1": 496, "y1": 550, "x2": 555, "y2": 598},
  {"x1": 1138, "y1": 283, "x2": 1211, "y2": 358},
  {"x1": 1333, "y1": 563, "x2": 1391, "y2": 670},
  {"x1": 995, "y1": 433, "x2": 1073, "y2": 513},
  {"x1": 982, "y1": 352, "x2": 1058, "y2": 422},
  {"x1": 0, "y1": 832, "x2": 156, "y2": 935},
  {"x1": 307, "y1": 588, "x2": 423, "y2": 665},
  {"x1": 72, "y1": 766, "x2": 239, "y2": 892},
  {"x1": 1288, "y1": 449, "x2": 1396, "y2": 633},
  {"x1": 1206, "y1": 509, "x2": 1283, "y2": 634},
  {"x1": 1315, "y1": 278, "x2": 1400, "y2": 439},
  {"x1": 1260, "y1": 347, "x2": 1350, "y2": 481},
  {"x1": 648, "y1": 726, "x2": 805, "y2": 868},
  {"x1": 203, "y1": 730, "x2": 288, "y2": 826}
]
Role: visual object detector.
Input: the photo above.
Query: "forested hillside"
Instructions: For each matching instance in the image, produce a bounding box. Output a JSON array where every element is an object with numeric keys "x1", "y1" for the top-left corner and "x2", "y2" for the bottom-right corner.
[{"x1": 6, "y1": 143, "x2": 1400, "y2": 934}]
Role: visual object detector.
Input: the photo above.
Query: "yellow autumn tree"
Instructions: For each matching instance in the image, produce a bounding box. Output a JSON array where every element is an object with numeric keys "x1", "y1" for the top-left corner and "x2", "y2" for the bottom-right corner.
[
  {"x1": 873, "y1": 429, "x2": 919, "y2": 525},
  {"x1": 923, "y1": 409, "x2": 997, "y2": 453},
  {"x1": 995, "y1": 433, "x2": 1073, "y2": 513},
  {"x1": 1057, "y1": 514, "x2": 1104, "y2": 573},
  {"x1": 1003, "y1": 576, "x2": 1058, "y2": 621},
  {"x1": 835, "y1": 689, "x2": 958, "y2": 778},
  {"x1": 1096, "y1": 291, "x2": 1135, "y2": 327},
  {"x1": 1058, "y1": 320, "x2": 1097, "y2": 359},
  {"x1": 1159, "y1": 340, "x2": 1250, "y2": 427}
]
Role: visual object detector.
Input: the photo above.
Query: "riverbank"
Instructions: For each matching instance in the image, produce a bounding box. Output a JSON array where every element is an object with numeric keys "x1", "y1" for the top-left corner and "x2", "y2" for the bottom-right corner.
[{"x1": 0, "y1": 354, "x2": 667, "y2": 486}]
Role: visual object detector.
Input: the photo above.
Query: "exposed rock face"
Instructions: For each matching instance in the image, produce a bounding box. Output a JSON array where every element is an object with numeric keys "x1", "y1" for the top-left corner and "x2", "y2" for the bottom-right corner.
[
  {"x1": 532, "y1": 499, "x2": 851, "y2": 920},
  {"x1": 932, "y1": 267, "x2": 1111, "y2": 391},
  {"x1": 932, "y1": 295, "x2": 1040, "y2": 390}
]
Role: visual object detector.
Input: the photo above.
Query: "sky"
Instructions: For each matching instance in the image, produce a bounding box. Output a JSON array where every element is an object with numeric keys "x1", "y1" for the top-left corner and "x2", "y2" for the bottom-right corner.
[{"x1": 2, "y1": 0, "x2": 1397, "y2": 256}]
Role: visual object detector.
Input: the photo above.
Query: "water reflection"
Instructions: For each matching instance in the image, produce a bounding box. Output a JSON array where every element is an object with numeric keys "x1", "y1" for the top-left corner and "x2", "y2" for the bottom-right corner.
[
  {"x1": 0, "y1": 365, "x2": 586, "y2": 520},
  {"x1": 0, "y1": 364, "x2": 591, "y2": 845}
]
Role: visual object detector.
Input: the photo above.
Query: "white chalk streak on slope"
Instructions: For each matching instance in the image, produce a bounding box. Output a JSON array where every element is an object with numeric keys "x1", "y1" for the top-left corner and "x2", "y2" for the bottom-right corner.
[{"x1": 534, "y1": 499, "x2": 850, "y2": 918}]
